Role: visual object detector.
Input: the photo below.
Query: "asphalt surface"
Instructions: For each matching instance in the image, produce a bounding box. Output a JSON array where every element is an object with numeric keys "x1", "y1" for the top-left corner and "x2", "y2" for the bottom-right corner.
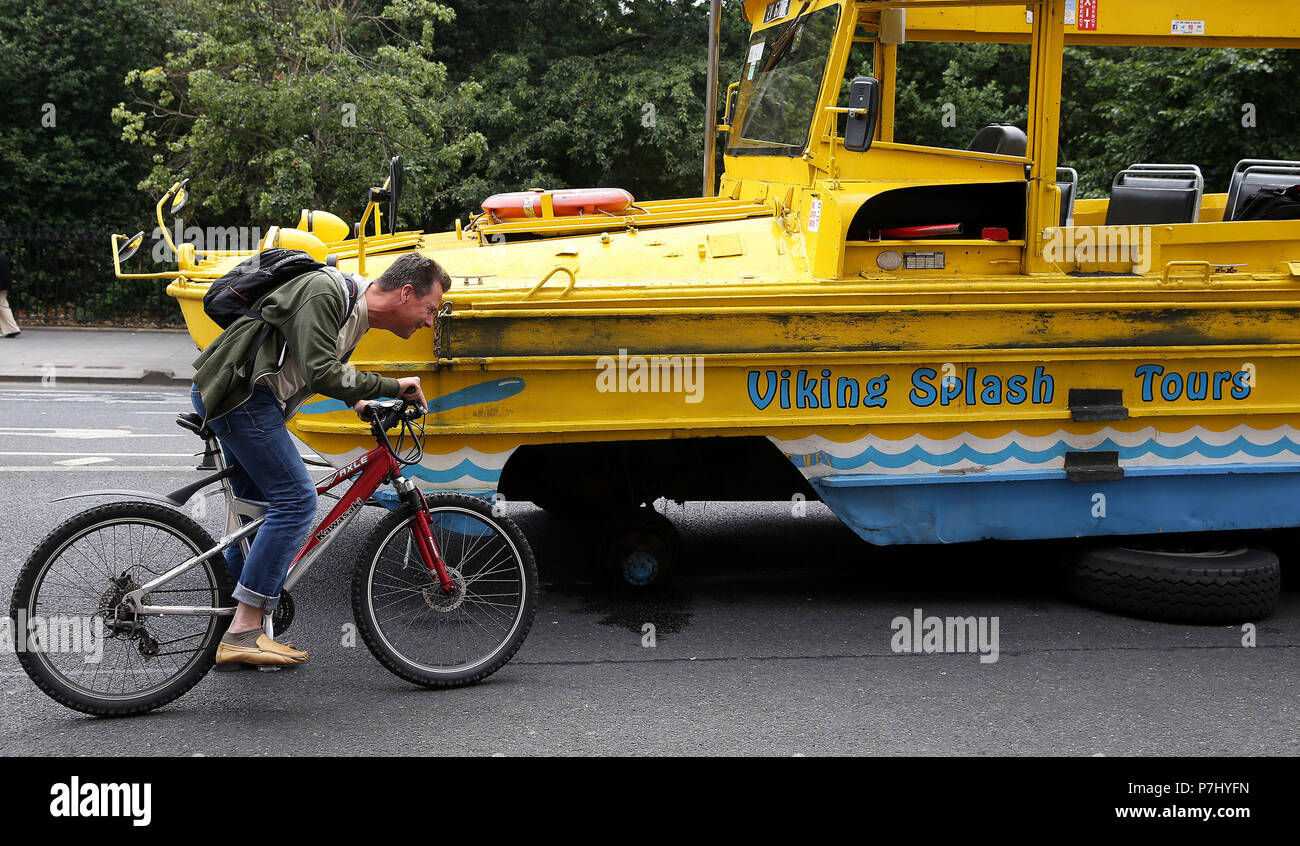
[{"x1": 0, "y1": 383, "x2": 1296, "y2": 756}]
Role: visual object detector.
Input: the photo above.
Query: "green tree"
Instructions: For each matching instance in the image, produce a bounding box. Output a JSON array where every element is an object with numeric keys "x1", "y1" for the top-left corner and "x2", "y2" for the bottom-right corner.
[
  {"x1": 429, "y1": 0, "x2": 751, "y2": 224},
  {"x1": 1061, "y1": 46, "x2": 1300, "y2": 197},
  {"x1": 113, "y1": 0, "x2": 488, "y2": 228},
  {"x1": 892, "y1": 42, "x2": 1031, "y2": 150},
  {"x1": 101, "y1": 0, "x2": 751, "y2": 233},
  {"x1": 0, "y1": 0, "x2": 175, "y2": 228}
]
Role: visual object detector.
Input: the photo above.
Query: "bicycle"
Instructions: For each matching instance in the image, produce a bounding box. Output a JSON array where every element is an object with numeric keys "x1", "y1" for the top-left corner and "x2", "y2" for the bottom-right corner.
[{"x1": 8, "y1": 399, "x2": 538, "y2": 716}]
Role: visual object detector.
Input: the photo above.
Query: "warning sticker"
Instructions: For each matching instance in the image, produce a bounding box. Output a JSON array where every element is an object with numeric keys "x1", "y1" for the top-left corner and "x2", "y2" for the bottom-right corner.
[
  {"x1": 1078, "y1": 0, "x2": 1097, "y2": 31},
  {"x1": 1064, "y1": 0, "x2": 1077, "y2": 26},
  {"x1": 808, "y1": 198, "x2": 822, "y2": 233},
  {"x1": 747, "y1": 42, "x2": 765, "y2": 63},
  {"x1": 1171, "y1": 20, "x2": 1206, "y2": 35}
]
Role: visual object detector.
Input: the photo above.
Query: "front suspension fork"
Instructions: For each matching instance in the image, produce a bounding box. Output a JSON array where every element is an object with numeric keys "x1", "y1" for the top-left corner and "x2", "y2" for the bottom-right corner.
[{"x1": 399, "y1": 481, "x2": 456, "y2": 593}]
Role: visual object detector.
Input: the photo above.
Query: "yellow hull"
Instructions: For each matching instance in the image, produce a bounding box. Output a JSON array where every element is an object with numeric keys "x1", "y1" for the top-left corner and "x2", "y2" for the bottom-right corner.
[
  {"x1": 157, "y1": 0, "x2": 1300, "y2": 544},
  {"x1": 169, "y1": 225, "x2": 1300, "y2": 504}
]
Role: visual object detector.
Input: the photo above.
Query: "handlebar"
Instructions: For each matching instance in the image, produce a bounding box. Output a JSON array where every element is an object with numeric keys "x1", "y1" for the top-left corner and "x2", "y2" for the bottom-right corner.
[{"x1": 362, "y1": 399, "x2": 426, "y2": 433}]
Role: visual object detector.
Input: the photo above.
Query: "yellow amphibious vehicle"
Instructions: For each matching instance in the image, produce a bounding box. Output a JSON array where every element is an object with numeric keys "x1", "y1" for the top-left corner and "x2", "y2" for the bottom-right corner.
[{"x1": 118, "y1": 0, "x2": 1300, "y2": 608}]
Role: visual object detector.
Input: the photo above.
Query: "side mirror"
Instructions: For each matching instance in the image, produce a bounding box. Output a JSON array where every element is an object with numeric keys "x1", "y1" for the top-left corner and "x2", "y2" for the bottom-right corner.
[
  {"x1": 116, "y1": 231, "x2": 145, "y2": 263},
  {"x1": 165, "y1": 178, "x2": 190, "y2": 215},
  {"x1": 842, "y1": 77, "x2": 880, "y2": 153},
  {"x1": 388, "y1": 155, "x2": 403, "y2": 234}
]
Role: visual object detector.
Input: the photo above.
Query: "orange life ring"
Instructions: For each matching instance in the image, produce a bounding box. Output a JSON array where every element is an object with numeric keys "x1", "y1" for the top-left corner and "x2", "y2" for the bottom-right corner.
[{"x1": 481, "y1": 188, "x2": 634, "y2": 219}]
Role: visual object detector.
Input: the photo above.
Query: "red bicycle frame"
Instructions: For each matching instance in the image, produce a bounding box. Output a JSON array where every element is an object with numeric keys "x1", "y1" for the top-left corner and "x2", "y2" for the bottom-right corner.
[{"x1": 282, "y1": 441, "x2": 455, "y2": 593}]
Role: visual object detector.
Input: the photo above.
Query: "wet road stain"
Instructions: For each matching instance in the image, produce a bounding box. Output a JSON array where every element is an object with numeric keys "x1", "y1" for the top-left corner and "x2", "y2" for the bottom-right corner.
[{"x1": 553, "y1": 585, "x2": 694, "y2": 637}]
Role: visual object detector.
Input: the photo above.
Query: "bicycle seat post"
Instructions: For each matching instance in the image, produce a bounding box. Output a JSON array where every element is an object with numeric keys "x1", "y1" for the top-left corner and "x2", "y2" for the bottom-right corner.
[{"x1": 194, "y1": 423, "x2": 262, "y2": 563}]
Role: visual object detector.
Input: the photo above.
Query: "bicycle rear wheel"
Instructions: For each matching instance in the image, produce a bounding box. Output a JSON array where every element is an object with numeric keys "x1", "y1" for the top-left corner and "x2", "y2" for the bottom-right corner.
[
  {"x1": 351, "y1": 494, "x2": 537, "y2": 687},
  {"x1": 9, "y1": 502, "x2": 231, "y2": 716}
]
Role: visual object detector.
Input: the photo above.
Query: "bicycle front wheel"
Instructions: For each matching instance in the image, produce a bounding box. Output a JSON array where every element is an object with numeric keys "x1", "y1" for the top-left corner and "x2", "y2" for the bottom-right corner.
[
  {"x1": 351, "y1": 494, "x2": 537, "y2": 687},
  {"x1": 9, "y1": 501, "x2": 231, "y2": 716}
]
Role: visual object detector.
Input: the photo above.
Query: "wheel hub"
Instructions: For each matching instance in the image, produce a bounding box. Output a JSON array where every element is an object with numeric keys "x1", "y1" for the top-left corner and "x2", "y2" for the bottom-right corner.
[
  {"x1": 99, "y1": 574, "x2": 144, "y2": 636},
  {"x1": 422, "y1": 567, "x2": 466, "y2": 612},
  {"x1": 620, "y1": 550, "x2": 659, "y2": 586}
]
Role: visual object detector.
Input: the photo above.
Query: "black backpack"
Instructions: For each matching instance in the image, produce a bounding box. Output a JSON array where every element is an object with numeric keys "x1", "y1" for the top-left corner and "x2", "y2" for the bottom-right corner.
[
  {"x1": 203, "y1": 247, "x2": 359, "y2": 366},
  {"x1": 1235, "y1": 184, "x2": 1300, "y2": 221}
]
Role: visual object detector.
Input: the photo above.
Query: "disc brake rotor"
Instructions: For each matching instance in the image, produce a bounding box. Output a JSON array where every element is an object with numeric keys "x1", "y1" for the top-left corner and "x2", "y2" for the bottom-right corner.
[{"x1": 422, "y1": 567, "x2": 466, "y2": 612}]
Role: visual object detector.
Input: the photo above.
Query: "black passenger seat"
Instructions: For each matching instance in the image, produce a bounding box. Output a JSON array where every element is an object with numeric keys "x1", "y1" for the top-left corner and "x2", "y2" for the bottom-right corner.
[
  {"x1": 1105, "y1": 163, "x2": 1204, "y2": 226},
  {"x1": 1057, "y1": 167, "x2": 1078, "y2": 226},
  {"x1": 1224, "y1": 159, "x2": 1300, "y2": 220},
  {"x1": 967, "y1": 123, "x2": 1028, "y2": 157}
]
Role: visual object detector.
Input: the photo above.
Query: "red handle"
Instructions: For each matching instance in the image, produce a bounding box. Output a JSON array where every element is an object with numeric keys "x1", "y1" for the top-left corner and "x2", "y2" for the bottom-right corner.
[{"x1": 880, "y1": 223, "x2": 963, "y2": 239}]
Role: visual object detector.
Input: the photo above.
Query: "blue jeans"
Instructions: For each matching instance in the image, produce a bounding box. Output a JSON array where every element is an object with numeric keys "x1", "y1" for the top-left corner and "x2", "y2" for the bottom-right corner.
[{"x1": 191, "y1": 384, "x2": 317, "y2": 612}]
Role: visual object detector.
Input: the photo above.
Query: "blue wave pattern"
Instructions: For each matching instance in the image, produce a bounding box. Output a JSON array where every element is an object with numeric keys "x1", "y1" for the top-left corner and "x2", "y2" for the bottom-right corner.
[
  {"x1": 300, "y1": 377, "x2": 526, "y2": 416},
  {"x1": 403, "y1": 462, "x2": 501, "y2": 484},
  {"x1": 790, "y1": 434, "x2": 1300, "y2": 472},
  {"x1": 295, "y1": 377, "x2": 522, "y2": 489}
]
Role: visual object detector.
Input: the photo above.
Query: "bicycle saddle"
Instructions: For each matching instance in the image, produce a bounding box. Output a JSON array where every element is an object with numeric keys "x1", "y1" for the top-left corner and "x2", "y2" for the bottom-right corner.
[{"x1": 176, "y1": 411, "x2": 216, "y2": 440}]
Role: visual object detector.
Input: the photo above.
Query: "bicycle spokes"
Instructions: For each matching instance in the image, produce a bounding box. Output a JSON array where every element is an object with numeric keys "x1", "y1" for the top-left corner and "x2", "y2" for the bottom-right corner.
[
  {"x1": 363, "y1": 505, "x2": 530, "y2": 674},
  {"x1": 34, "y1": 520, "x2": 220, "y2": 697}
]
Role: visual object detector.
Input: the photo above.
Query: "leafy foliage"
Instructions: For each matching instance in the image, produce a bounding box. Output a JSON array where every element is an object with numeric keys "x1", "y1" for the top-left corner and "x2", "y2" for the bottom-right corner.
[
  {"x1": 109, "y1": 0, "x2": 750, "y2": 230},
  {"x1": 1061, "y1": 46, "x2": 1300, "y2": 196},
  {"x1": 4, "y1": 0, "x2": 1300, "y2": 232},
  {"x1": 892, "y1": 42, "x2": 1031, "y2": 150},
  {"x1": 0, "y1": 0, "x2": 176, "y2": 227},
  {"x1": 112, "y1": 0, "x2": 487, "y2": 227},
  {"x1": 426, "y1": 0, "x2": 751, "y2": 224}
]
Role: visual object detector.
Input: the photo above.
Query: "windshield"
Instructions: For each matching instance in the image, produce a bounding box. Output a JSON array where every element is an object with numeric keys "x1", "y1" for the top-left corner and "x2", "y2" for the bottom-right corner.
[{"x1": 727, "y1": 3, "x2": 841, "y2": 157}]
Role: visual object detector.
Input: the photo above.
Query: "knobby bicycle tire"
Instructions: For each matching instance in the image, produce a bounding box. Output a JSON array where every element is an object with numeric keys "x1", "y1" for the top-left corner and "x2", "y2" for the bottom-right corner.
[
  {"x1": 9, "y1": 502, "x2": 232, "y2": 716},
  {"x1": 351, "y1": 494, "x2": 538, "y2": 688}
]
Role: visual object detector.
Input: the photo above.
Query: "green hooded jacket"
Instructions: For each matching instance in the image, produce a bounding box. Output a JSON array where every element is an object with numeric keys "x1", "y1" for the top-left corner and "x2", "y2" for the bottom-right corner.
[{"x1": 192, "y1": 270, "x2": 401, "y2": 422}]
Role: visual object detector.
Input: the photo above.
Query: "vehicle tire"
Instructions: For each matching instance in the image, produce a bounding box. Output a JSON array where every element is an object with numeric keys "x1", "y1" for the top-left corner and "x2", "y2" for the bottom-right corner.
[
  {"x1": 351, "y1": 494, "x2": 537, "y2": 688},
  {"x1": 9, "y1": 502, "x2": 231, "y2": 716},
  {"x1": 597, "y1": 507, "x2": 680, "y2": 589},
  {"x1": 1062, "y1": 545, "x2": 1281, "y2": 622}
]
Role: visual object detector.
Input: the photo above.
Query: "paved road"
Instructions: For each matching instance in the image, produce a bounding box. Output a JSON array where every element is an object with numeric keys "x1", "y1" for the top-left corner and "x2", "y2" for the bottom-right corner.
[{"x1": 0, "y1": 383, "x2": 1296, "y2": 756}]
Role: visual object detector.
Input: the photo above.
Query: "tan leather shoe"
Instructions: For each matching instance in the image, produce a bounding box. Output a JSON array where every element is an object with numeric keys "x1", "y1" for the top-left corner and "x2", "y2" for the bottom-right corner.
[{"x1": 216, "y1": 634, "x2": 309, "y2": 666}]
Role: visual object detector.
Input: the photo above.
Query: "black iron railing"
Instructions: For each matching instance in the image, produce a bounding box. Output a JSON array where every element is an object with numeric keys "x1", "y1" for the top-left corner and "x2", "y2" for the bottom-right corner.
[{"x1": 0, "y1": 226, "x2": 183, "y2": 327}]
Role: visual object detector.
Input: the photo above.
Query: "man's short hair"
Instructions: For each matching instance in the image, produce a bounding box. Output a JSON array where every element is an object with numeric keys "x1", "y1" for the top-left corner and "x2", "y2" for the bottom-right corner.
[{"x1": 374, "y1": 253, "x2": 451, "y2": 297}]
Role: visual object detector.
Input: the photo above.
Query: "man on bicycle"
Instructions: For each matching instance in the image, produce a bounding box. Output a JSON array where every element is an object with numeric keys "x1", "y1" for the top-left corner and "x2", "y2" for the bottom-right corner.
[{"x1": 190, "y1": 252, "x2": 451, "y2": 667}]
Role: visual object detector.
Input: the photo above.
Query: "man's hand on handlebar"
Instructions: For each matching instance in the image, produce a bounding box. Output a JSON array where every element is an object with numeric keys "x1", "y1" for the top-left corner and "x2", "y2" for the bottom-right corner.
[
  {"x1": 354, "y1": 376, "x2": 427, "y2": 421},
  {"x1": 396, "y1": 376, "x2": 427, "y2": 410}
]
